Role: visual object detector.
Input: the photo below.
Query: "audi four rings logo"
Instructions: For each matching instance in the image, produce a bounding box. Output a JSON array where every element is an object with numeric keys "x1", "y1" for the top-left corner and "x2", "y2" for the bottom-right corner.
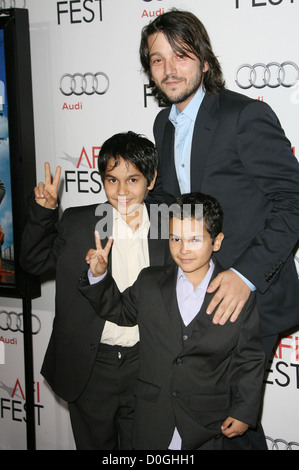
[
  {"x1": 235, "y1": 62, "x2": 299, "y2": 89},
  {"x1": 266, "y1": 437, "x2": 299, "y2": 451},
  {"x1": 60, "y1": 72, "x2": 110, "y2": 96},
  {"x1": 0, "y1": 310, "x2": 41, "y2": 335},
  {"x1": 0, "y1": 0, "x2": 26, "y2": 8}
]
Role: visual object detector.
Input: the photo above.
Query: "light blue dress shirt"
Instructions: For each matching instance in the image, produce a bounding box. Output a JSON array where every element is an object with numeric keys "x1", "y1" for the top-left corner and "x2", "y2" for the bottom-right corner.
[
  {"x1": 168, "y1": 88, "x2": 256, "y2": 292},
  {"x1": 169, "y1": 87, "x2": 205, "y2": 195}
]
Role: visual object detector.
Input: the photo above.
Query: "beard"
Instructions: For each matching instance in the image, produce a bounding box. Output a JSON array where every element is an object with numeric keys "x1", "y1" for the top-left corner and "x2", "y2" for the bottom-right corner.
[{"x1": 156, "y1": 67, "x2": 204, "y2": 105}]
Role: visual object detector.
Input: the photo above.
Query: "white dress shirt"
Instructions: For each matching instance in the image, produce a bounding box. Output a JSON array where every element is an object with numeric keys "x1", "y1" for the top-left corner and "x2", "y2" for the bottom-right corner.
[{"x1": 89, "y1": 205, "x2": 150, "y2": 346}]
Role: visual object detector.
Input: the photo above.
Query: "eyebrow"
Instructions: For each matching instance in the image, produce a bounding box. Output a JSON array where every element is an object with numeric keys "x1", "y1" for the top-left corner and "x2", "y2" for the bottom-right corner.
[
  {"x1": 105, "y1": 173, "x2": 141, "y2": 178},
  {"x1": 149, "y1": 51, "x2": 162, "y2": 59},
  {"x1": 169, "y1": 233, "x2": 203, "y2": 240}
]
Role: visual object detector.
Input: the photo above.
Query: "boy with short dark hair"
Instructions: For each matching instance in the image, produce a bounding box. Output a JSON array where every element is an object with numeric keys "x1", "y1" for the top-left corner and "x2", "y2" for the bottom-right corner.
[
  {"x1": 80, "y1": 192, "x2": 266, "y2": 450},
  {"x1": 20, "y1": 131, "x2": 172, "y2": 450}
]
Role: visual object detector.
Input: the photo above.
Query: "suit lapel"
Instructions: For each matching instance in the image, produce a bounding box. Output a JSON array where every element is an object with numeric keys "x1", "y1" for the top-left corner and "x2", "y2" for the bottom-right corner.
[
  {"x1": 190, "y1": 93, "x2": 220, "y2": 191},
  {"x1": 159, "y1": 264, "x2": 184, "y2": 347},
  {"x1": 162, "y1": 93, "x2": 220, "y2": 194},
  {"x1": 162, "y1": 120, "x2": 180, "y2": 196},
  {"x1": 145, "y1": 200, "x2": 171, "y2": 267},
  {"x1": 187, "y1": 259, "x2": 223, "y2": 343}
]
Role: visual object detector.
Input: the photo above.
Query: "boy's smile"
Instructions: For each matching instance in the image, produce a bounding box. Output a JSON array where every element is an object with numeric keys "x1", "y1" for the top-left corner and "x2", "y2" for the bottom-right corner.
[
  {"x1": 104, "y1": 156, "x2": 156, "y2": 228},
  {"x1": 169, "y1": 217, "x2": 223, "y2": 289}
]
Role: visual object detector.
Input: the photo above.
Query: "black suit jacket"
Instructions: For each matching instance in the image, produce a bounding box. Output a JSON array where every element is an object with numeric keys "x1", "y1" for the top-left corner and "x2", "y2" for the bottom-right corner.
[
  {"x1": 149, "y1": 88, "x2": 299, "y2": 337},
  {"x1": 79, "y1": 261, "x2": 266, "y2": 450},
  {"x1": 20, "y1": 197, "x2": 172, "y2": 402}
]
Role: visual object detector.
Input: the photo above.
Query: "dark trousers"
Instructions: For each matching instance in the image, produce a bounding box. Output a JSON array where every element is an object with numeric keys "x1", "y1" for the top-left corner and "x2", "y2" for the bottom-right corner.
[{"x1": 68, "y1": 342, "x2": 139, "y2": 450}]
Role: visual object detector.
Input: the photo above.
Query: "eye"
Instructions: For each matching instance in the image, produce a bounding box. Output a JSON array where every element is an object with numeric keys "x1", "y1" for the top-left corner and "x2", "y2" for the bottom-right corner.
[
  {"x1": 107, "y1": 177, "x2": 117, "y2": 184},
  {"x1": 193, "y1": 237, "x2": 203, "y2": 244},
  {"x1": 151, "y1": 57, "x2": 163, "y2": 65},
  {"x1": 171, "y1": 236, "x2": 181, "y2": 243},
  {"x1": 129, "y1": 178, "x2": 138, "y2": 183},
  {"x1": 175, "y1": 52, "x2": 187, "y2": 61}
]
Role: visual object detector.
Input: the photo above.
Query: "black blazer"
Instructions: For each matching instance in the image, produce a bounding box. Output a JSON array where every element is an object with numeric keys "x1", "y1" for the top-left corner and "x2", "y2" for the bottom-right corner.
[
  {"x1": 20, "y1": 197, "x2": 172, "y2": 402},
  {"x1": 79, "y1": 261, "x2": 266, "y2": 450},
  {"x1": 149, "y1": 88, "x2": 299, "y2": 337}
]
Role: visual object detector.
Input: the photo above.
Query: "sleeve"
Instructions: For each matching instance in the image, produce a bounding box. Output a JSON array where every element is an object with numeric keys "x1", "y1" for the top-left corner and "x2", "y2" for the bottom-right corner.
[
  {"x1": 228, "y1": 293, "x2": 266, "y2": 427},
  {"x1": 232, "y1": 100, "x2": 299, "y2": 293},
  {"x1": 146, "y1": 109, "x2": 176, "y2": 206},
  {"x1": 78, "y1": 269, "x2": 141, "y2": 327},
  {"x1": 20, "y1": 193, "x2": 67, "y2": 275}
]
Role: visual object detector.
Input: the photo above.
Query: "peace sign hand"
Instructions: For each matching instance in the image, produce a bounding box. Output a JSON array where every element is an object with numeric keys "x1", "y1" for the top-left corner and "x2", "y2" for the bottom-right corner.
[
  {"x1": 34, "y1": 162, "x2": 61, "y2": 209},
  {"x1": 85, "y1": 231, "x2": 113, "y2": 277}
]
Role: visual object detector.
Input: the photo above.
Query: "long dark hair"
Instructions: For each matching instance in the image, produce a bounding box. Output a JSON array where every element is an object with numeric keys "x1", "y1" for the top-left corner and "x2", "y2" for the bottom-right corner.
[{"x1": 140, "y1": 9, "x2": 225, "y2": 99}]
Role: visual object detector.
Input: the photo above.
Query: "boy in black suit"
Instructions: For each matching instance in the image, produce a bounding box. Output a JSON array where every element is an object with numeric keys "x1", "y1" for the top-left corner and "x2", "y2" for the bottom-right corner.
[
  {"x1": 20, "y1": 131, "x2": 172, "y2": 450},
  {"x1": 80, "y1": 192, "x2": 266, "y2": 450}
]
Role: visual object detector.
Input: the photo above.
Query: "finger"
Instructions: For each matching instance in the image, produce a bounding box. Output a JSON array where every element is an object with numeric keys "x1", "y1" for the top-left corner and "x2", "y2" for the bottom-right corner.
[
  {"x1": 44, "y1": 162, "x2": 52, "y2": 185},
  {"x1": 221, "y1": 417, "x2": 233, "y2": 431},
  {"x1": 212, "y1": 302, "x2": 237, "y2": 325},
  {"x1": 94, "y1": 231, "x2": 103, "y2": 251},
  {"x1": 206, "y1": 290, "x2": 223, "y2": 315},
  {"x1": 206, "y1": 275, "x2": 221, "y2": 293},
  {"x1": 52, "y1": 165, "x2": 61, "y2": 188},
  {"x1": 97, "y1": 254, "x2": 106, "y2": 265},
  {"x1": 42, "y1": 189, "x2": 58, "y2": 209},
  {"x1": 85, "y1": 248, "x2": 96, "y2": 262},
  {"x1": 34, "y1": 186, "x2": 43, "y2": 199},
  {"x1": 103, "y1": 236, "x2": 113, "y2": 255},
  {"x1": 38, "y1": 181, "x2": 46, "y2": 194},
  {"x1": 229, "y1": 303, "x2": 245, "y2": 323}
]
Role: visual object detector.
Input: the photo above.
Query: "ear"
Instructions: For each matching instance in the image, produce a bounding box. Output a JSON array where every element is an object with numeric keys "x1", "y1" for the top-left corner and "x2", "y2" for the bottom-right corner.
[
  {"x1": 203, "y1": 61, "x2": 209, "y2": 73},
  {"x1": 147, "y1": 170, "x2": 157, "y2": 191},
  {"x1": 212, "y1": 232, "x2": 224, "y2": 253}
]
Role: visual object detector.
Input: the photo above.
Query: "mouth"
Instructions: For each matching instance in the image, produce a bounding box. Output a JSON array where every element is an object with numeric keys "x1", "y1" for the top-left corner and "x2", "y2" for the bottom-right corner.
[
  {"x1": 162, "y1": 76, "x2": 183, "y2": 87},
  {"x1": 117, "y1": 198, "x2": 131, "y2": 206}
]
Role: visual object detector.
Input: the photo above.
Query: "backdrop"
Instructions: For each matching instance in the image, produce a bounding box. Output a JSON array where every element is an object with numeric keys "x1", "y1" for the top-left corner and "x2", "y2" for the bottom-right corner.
[{"x1": 0, "y1": 0, "x2": 298, "y2": 450}]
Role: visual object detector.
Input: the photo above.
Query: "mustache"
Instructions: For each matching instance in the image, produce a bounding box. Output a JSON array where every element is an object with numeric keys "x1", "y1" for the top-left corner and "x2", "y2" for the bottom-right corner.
[{"x1": 161, "y1": 75, "x2": 185, "y2": 84}]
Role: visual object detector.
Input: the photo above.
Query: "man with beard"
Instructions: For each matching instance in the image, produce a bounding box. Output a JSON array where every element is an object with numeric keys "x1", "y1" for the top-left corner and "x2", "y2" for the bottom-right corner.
[{"x1": 139, "y1": 9, "x2": 299, "y2": 450}]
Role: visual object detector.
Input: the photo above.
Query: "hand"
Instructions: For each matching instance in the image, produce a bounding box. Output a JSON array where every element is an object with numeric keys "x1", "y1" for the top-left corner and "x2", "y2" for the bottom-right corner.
[
  {"x1": 206, "y1": 270, "x2": 251, "y2": 325},
  {"x1": 85, "y1": 231, "x2": 113, "y2": 277},
  {"x1": 221, "y1": 417, "x2": 249, "y2": 438},
  {"x1": 34, "y1": 162, "x2": 61, "y2": 209}
]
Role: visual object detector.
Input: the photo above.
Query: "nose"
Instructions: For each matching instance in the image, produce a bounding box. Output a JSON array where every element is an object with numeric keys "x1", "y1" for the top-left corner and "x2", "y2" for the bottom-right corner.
[
  {"x1": 181, "y1": 242, "x2": 191, "y2": 254},
  {"x1": 118, "y1": 181, "x2": 128, "y2": 195},
  {"x1": 164, "y1": 57, "x2": 177, "y2": 77}
]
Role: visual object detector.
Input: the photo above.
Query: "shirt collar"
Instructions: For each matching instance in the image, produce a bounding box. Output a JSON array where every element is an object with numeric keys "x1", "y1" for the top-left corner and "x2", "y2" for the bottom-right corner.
[
  {"x1": 177, "y1": 258, "x2": 215, "y2": 293},
  {"x1": 169, "y1": 86, "x2": 205, "y2": 124},
  {"x1": 112, "y1": 204, "x2": 150, "y2": 237}
]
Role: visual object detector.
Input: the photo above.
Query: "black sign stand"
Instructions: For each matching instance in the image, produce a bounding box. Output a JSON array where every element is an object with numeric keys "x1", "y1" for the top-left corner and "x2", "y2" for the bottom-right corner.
[
  {"x1": 0, "y1": 8, "x2": 41, "y2": 450},
  {"x1": 23, "y1": 296, "x2": 36, "y2": 450}
]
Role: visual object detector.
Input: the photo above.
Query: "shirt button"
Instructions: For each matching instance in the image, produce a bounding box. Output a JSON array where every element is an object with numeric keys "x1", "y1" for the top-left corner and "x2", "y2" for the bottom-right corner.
[
  {"x1": 172, "y1": 391, "x2": 180, "y2": 398},
  {"x1": 176, "y1": 357, "x2": 183, "y2": 365},
  {"x1": 183, "y1": 335, "x2": 188, "y2": 341}
]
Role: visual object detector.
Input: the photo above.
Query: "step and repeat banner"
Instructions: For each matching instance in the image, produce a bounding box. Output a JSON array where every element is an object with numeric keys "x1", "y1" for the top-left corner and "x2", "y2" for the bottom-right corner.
[{"x1": 0, "y1": 0, "x2": 298, "y2": 450}]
